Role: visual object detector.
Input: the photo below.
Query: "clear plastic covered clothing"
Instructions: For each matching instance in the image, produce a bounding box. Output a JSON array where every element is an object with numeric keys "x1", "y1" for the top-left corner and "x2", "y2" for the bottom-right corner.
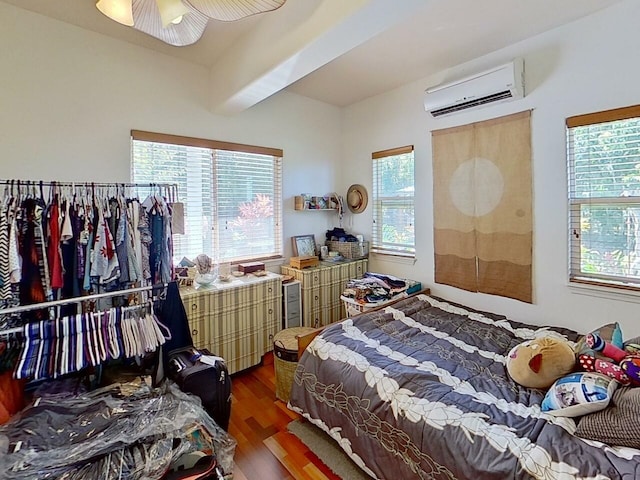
[{"x1": 0, "y1": 378, "x2": 236, "y2": 479}]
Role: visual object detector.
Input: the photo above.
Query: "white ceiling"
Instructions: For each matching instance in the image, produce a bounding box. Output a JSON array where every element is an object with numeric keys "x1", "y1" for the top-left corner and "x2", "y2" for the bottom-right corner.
[{"x1": 3, "y1": 0, "x2": 620, "y2": 110}]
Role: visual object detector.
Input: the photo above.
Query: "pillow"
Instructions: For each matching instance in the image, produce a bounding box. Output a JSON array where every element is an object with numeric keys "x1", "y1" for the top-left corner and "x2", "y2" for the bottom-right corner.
[
  {"x1": 624, "y1": 336, "x2": 640, "y2": 355},
  {"x1": 576, "y1": 386, "x2": 640, "y2": 448},
  {"x1": 576, "y1": 322, "x2": 624, "y2": 355},
  {"x1": 541, "y1": 372, "x2": 618, "y2": 417},
  {"x1": 506, "y1": 338, "x2": 576, "y2": 389}
]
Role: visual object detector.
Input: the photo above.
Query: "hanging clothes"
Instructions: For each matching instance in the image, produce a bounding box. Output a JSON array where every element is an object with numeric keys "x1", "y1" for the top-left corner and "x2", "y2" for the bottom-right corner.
[
  {"x1": 0, "y1": 180, "x2": 175, "y2": 329},
  {"x1": 0, "y1": 203, "x2": 11, "y2": 301},
  {"x1": 8, "y1": 208, "x2": 22, "y2": 285},
  {"x1": 14, "y1": 301, "x2": 167, "y2": 381},
  {"x1": 137, "y1": 203, "x2": 152, "y2": 283},
  {"x1": 90, "y1": 205, "x2": 121, "y2": 285},
  {"x1": 18, "y1": 198, "x2": 51, "y2": 320},
  {"x1": 142, "y1": 195, "x2": 174, "y2": 285},
  {"x1": 125, "y1": 205, "x2": 141, "y2": 284},
  {"x1": 115, "y1": 203, "x2": 131, "y2": 284},
  {"x1": 46, "y1": 196, "x2": 64, "y2": 291}
]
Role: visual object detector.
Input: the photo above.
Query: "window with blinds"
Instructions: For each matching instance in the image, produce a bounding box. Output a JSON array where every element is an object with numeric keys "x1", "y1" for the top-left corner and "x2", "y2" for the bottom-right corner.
[
  {"x1": 131, "y1": 130, "x2": 283, "y2": 264},
  {"x1": 371, "y1": 146, "x2": 415, "y2": 256},
  {"x1": 567, "y1": 105, "x2": 640, "y2": 290}
]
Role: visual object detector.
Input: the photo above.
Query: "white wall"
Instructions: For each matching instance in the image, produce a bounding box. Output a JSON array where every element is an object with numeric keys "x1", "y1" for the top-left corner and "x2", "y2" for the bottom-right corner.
[
  {"x1": 0, "y1": 2, "x2": 342, "y2": 258},
  {"x1": 341, "y1": 0, "x2": 640, "y2": 336}
]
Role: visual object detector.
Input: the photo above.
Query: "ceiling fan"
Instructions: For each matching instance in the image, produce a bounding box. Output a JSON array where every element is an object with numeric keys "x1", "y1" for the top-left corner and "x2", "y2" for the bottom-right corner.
[{"x1": 96, "y1": 0, "x2": 286, "y2": 47}]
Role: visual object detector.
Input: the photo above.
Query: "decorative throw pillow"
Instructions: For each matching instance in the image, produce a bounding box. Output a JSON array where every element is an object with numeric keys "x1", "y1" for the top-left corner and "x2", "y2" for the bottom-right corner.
[
  {"x1": 576, "y1": 386, "x2": 640, "y2": 448},
  {"x1": 576, "y1": 322, "x2": 624, "y2": 355},
  {"x1": 541, "y1": 372, "x2": 618, "y2": 417},
  {"x1": 624, "y1": 336, "x2": 640, "y2": 355}
]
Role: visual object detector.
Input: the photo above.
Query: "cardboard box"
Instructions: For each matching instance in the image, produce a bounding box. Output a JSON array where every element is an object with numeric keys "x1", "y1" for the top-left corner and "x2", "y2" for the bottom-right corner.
[{"x1": 238, "y1": 262, "x2": 265, "y2": 273}]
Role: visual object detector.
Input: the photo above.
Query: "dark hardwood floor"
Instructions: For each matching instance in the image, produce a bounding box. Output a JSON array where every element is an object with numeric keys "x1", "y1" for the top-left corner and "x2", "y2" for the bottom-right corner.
[{"x1": 228, "y1": 353, "x2": 341, "y2": 480}]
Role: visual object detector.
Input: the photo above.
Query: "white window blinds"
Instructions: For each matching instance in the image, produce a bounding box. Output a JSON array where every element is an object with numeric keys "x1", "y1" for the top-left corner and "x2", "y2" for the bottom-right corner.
[
  {"x1": 131, "y1": 131, "x2": 283, "y2": 264},
  {"x1": 567, "y1": 105, "x2": 640, "y2": 290},
  {"x1": 372, "y1": 146, "x2": 415, "y2": 256},
  {"x1": 213, "y1": 149, "x2": 282, "y2": 262}
]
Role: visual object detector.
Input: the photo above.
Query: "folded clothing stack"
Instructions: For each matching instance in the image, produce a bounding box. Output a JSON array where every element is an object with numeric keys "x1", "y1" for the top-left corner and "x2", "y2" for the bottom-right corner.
[{"x1": 342, "y1": 272, "x2": 421, "y2": 305}]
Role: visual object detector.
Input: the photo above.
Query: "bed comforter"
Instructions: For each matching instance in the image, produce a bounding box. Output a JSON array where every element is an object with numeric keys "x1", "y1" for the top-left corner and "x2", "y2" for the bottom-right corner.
[{"x1": 288, "y1": 294, "x2": 640, "y2": 479}]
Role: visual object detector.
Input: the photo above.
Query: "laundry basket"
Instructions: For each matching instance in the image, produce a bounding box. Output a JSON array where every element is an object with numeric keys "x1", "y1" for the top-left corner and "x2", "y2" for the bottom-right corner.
[
  {"x1": 341, "y1": 294, "x2": 408, "y2": 317},
  {"x1": 273, "y1": 326, "x2": 315, "y2": 402}
]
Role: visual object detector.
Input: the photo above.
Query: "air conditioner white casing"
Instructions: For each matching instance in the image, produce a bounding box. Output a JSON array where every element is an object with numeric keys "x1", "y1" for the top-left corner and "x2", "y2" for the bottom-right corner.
[{"x1": 424, "y1": 58, "x2": 524, "y2": 117}]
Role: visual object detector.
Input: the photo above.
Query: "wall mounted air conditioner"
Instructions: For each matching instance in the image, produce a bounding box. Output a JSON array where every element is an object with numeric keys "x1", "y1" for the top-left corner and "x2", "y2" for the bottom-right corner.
[{"x1": 424, "y1": 58, "x2": 524, "y2": 117}]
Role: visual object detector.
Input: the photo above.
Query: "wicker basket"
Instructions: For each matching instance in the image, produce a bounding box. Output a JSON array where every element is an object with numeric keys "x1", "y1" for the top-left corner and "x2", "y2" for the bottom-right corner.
[
  {"x1": 325, "y1": 240, "x2": 369, "y2": 259},
  {"x1": 273, "y1": 327, "x2": 315, "y2": 402}
]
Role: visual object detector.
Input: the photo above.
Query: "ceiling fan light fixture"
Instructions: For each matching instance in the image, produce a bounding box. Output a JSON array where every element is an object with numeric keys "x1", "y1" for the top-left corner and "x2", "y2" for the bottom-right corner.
[
  {"x1": 156, "y1": 0, "x2": 191, "y2": 27},
  {"x1": 185, "y1": 0, "x2": 286, "y2": 22},
  {"x1": 96, "y1": 0, "x2": 134, "y2": 26},
  {"x1": 100, "y1": 0, "x2": 287, "y2": 46}
]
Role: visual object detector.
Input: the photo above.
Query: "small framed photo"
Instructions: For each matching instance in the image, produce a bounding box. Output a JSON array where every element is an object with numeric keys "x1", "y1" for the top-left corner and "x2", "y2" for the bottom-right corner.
[{"x1": 292, "y1": 234, "x2": 316, "y2": 257}]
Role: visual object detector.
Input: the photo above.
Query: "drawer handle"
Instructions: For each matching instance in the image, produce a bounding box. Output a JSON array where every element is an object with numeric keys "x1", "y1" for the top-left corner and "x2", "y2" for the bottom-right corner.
[
  {"x1": 268, "y1": 308, "x2": 273, "y2": 314},
  {"x1": 315, "y1": 295, "x2": 319, "y2": 301},
  {"x1": 191, "y1": 303, "x2": 198, "y2": 311},
  {"x1": 268, "y1": 287, "x2": 272, "y2": 293},
  {"x1": 192, "y1": 329, "x2": 198, "y2": 336}
]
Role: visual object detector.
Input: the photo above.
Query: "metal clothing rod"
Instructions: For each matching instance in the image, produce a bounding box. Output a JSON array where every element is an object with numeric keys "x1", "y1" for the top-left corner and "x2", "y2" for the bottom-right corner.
[
  {"x1": 0, "y1": 284, "x2": 167, "y2": 335},
  {"x1": 0, "y1": 180, "x2": 177, "y2": 189}
]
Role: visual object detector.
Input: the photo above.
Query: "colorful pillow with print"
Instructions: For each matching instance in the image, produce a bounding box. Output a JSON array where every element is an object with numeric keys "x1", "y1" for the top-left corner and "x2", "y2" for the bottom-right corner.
[{"x1": 541, "y1": 372, "x2": 618, "y2": 417}]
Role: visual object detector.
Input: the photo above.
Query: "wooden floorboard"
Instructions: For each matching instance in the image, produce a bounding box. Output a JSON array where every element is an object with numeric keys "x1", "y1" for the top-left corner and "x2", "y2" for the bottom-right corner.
[{"x1": 228, "y1": 353, "x2": 341, "y2": 480}]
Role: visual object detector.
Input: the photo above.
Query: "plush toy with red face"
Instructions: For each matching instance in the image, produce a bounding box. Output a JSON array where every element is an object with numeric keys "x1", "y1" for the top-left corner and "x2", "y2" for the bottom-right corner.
[{"x1": 506, "y1": 337, "x2": 576, "y2": 389}]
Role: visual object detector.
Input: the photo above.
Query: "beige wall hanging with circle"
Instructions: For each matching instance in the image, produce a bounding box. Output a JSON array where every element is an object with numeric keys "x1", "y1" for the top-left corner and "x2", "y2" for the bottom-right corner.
[{"x1": 346, "y1": 184, "x2": 368, "y2": 213}]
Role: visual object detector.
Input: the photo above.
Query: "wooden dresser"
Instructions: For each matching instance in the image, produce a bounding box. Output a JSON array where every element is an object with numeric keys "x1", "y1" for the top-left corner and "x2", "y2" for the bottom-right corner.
[
  {"x1": 180, "y1": 272, "x2": 282, "y2": 374},
  {"x1": 280, "y1": 259, "x2": 368, "y2": 328}
]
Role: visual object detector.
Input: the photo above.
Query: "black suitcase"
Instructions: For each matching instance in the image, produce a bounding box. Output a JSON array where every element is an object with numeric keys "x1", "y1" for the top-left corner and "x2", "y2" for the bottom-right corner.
[{"x1": 168, "y1": 347, "x2": 232, "y2": 431}]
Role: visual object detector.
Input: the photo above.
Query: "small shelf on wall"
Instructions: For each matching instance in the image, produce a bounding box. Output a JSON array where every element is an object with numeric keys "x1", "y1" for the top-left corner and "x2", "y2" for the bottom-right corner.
[{"x1": 294, "y1": 194, "x2": 340, "y2": 211}]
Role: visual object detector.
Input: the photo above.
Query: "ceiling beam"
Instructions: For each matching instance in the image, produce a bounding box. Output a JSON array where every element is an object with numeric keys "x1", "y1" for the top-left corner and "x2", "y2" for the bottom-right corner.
[{"x1": 209, "y1": 0, "x2": 426, "y2": 115}]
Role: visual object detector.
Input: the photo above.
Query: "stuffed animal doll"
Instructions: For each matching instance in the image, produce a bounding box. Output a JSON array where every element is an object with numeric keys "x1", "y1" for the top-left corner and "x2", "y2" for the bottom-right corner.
[
  {"x1": 578, "y1": 333, "x2": 640, "y2": 386},
  {"x1": 506, "y1": 337, "x2": 576, "y2": 389}
]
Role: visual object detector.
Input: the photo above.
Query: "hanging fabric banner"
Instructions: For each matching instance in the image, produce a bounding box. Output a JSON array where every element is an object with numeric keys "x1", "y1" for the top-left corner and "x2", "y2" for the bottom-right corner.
[{"x1": 432, "y1": 110, "x2": 532, "y2": 303}]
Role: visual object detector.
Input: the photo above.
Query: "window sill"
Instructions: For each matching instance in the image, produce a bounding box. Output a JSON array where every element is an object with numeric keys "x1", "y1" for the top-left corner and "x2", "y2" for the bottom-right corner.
[
  {"x1": 371, "y1": 251, "x2": 416, "y2": 265},
  {"x1": 568, "y1": 281, "x2": 640, "y2": 304}
]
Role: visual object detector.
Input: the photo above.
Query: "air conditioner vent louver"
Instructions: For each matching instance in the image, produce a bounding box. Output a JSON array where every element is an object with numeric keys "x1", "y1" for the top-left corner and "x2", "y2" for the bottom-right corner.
[
  {"x1": 430, "y1": 90, "x2": 514, "y2": 117},
  {"x1": 424, "y1": 59, "x2": 524, "y2": 117}
]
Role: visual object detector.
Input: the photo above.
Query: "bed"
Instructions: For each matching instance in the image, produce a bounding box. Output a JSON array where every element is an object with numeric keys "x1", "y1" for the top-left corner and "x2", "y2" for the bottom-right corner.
[{"x1": 288, "y1": 293, "x2": 640, "y2": 479}]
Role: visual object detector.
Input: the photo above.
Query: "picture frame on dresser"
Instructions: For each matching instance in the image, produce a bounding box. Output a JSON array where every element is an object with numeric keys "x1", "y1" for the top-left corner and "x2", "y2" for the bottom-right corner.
[{"x1": 292, "y1": 234, "x2": 316, "y2": 257}]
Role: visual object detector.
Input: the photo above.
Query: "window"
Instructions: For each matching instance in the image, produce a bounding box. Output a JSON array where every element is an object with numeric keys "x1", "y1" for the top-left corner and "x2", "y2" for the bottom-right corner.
[
  {"x1": 131, "y1": 130, "x2": 283, "y2": 264},
  {"x1": 371, "y1": 145, "x2": 415, "y2": 256},
  {"x1": 567, "y1": 105, "x2": 640, "y2": 291}
]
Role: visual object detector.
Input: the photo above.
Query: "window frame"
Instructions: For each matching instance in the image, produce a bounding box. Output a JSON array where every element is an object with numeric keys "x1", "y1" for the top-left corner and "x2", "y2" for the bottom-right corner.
[
  {"x1": 131, "y1": 130, "x2": 283, "y2": 264},
  {"x1": 371, "y1": 145, "x2": 416, "y2": 258},
  {"x1": 566, "y1": 105, "x2": 640, "y2": 292}
]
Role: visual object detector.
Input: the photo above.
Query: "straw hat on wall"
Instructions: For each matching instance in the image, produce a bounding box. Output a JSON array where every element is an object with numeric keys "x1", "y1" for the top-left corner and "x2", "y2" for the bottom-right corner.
[{"x1": 346, "y1": 184, "x2": 368, "y2": 213}]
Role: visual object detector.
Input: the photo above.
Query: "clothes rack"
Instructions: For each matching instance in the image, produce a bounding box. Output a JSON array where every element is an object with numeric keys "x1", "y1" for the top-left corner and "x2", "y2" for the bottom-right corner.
[
  {"x1": 0, "y1": 180, "x2": 177, "y2": 190},
  {"x1": 0, "y1": 180, "x2": 179, "y2": 204},
  {"x1": 0, "y1": 176, "x2": 177, "y2": 318},
  {"x1": 0, "y1": 283, "x2": 167, "y2": 336}
]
